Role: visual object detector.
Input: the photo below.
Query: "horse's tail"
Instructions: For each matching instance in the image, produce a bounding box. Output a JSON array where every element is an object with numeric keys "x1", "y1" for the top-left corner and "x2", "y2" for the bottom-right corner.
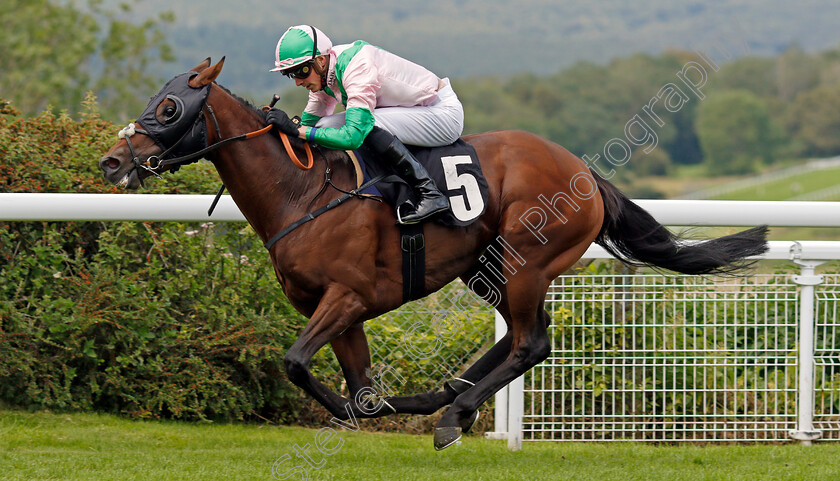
[{"x1": 591, "y1": 170, "x2": 768, "y2": 275}]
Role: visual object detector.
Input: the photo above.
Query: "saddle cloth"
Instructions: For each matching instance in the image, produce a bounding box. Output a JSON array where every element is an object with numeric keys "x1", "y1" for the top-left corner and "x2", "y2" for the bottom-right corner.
[{"x1": 352, "y1": 139, "x2": 489, "y2": 227}]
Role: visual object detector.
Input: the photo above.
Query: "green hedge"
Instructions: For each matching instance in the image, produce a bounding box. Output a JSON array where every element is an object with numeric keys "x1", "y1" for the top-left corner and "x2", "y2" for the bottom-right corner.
[{"x1": 0, "y1": 98, "x2": 317, "y2": 422}]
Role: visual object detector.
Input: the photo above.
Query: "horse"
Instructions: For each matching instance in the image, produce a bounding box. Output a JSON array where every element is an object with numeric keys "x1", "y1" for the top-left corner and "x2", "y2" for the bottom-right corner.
[{"x1": 98, "y1": 58, "x2": 768, "y2": 450}]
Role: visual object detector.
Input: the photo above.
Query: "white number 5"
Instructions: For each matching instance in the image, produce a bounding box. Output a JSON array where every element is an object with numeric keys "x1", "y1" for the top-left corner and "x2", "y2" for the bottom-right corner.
[{"x1": 440, "y1": 155, "x2": 484, "y2": 222}]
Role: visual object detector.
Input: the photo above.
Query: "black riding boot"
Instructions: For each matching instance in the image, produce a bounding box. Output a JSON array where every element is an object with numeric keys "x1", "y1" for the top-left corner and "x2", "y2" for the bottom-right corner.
[{"x1": 364, "y1": 127, "x2": 449, "y2": 224}]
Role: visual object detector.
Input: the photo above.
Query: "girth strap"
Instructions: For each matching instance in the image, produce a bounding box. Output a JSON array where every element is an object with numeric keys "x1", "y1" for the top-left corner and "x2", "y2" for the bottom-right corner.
[{"x1": 400, "y1": 223, "x2": 426, "y2": 303}]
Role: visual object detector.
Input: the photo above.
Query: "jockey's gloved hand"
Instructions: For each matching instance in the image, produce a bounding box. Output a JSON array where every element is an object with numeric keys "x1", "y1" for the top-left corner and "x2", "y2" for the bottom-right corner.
[{"x1": 266, "y1": 108, "x2": 300, "y2": 137}]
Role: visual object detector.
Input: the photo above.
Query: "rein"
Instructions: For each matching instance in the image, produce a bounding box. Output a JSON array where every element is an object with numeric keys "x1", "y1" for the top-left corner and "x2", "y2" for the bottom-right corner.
[{"x1": 263, "y1": 172, "x2": 385, "y2": 251}]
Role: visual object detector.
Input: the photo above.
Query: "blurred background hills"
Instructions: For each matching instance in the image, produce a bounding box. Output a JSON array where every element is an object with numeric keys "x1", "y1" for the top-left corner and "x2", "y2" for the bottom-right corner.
[
  {"x1": 123, "y1": 0, "x2": 840, "y2": 95},
  {"x1": 5, "y1": 0, "x2": 840, "y2": 200}
]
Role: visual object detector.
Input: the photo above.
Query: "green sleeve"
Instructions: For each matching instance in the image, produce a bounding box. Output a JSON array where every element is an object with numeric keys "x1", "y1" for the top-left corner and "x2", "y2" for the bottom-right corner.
[
  {"x1": 311, "y1": 107, "x2": 374, "y2": 150},
  {"x1": 300, "y1": 112, "x2": 321, "y2": 127}
]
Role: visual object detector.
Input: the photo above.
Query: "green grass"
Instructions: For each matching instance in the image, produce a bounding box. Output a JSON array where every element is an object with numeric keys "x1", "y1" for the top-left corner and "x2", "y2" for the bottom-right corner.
[
  {"x1": 3, "y1": 410, "x2": 840, "y2": 480},
  {"x1": 713, "y1": 169, "x2": 840, "y2": 201},
  {"x1": 707, "y1": 167, "x2": 840, "y2": 201}
]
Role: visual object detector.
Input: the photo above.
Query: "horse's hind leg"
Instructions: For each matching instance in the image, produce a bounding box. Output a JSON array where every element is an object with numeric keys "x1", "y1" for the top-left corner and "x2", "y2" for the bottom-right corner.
[
  {"x1": 372, "y1": 263, "x2": 508, "y2": 416},
  {"x1": 371, "y1": 261, "x2": 533, "y2": 419},
  {"x1": 433, "y1": 270, "x2": 554, "y2": 450}
]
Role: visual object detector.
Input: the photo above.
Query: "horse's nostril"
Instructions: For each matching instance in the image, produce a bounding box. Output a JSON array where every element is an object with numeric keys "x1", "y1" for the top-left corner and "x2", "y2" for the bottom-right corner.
[{"x1": 100, "y1": 156, "x2": 121, "y2": 171}]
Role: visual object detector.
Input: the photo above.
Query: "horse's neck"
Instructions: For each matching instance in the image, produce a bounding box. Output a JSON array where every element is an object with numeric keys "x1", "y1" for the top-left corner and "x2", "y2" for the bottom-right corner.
[{"x1": 205, "y1": 90, "x2": 326, "y2": 243}]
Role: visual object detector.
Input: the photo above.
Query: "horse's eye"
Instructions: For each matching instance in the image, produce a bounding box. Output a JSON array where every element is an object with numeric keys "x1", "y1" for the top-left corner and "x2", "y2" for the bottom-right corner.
[
  {"x1": 160, "y1": 95, "x2": 184, "y2": 124},
  {"x1": 162, "y1": 105, "x2": 181, "y2": 124}
]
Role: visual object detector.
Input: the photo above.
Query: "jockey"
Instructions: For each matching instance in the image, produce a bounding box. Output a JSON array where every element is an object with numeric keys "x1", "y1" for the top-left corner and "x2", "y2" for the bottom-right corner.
[{"x1": 266, "y1": 25, "x2": 464, "y2": 224}]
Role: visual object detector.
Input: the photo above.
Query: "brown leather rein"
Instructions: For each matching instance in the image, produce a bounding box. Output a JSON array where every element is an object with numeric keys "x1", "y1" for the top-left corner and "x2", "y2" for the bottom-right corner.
[
  {"x1": 237, "y1": 123, "x2": 315, "y2": 171},
  {"x1": 120, "y1": 98, "x2": 381, "y2": 249}
]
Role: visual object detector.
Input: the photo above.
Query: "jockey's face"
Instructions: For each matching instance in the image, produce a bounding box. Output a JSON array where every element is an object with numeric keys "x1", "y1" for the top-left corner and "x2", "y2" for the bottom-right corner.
[{"x1": 294, "y1": 68, "x2": 321, "y2": 92}]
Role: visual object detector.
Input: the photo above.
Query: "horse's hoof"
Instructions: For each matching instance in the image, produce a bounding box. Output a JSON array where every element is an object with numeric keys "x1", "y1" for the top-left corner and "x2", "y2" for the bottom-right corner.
[
  {"x1": 461, "y1": 409, "x2": 480, "y2": 434},
  {"x1": 434, "y1": 426, "x2": 462, "y2": 451}
]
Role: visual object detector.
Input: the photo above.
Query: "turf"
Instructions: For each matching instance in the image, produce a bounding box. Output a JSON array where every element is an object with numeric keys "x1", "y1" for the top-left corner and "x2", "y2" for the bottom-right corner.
[
  {"x1": 2, "y1": 409, "x2": 840, "y2": 481},
  {"x1": 708, "y1": 166, "x2": 840, "y2": 201}
]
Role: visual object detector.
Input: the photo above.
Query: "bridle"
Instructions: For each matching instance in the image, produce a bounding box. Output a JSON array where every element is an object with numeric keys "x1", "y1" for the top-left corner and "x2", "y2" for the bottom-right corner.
[
  {"x1": 117, "y1": 84, "x2": 314, "y2": 187},
  {"x1": 115, "y1": 76, "x2": 384, "y2": 249}
]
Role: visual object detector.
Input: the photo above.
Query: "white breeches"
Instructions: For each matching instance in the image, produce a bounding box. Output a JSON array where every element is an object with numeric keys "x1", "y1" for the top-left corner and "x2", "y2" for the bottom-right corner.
[{"x1": 314, "y1": 78, "x2": 464, "y2": 147}]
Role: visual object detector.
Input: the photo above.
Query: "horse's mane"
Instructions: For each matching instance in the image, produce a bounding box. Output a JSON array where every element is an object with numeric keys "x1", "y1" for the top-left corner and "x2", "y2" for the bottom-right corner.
[{"x1": 216, "y1": 84, "x2": 268, "y2": 121}]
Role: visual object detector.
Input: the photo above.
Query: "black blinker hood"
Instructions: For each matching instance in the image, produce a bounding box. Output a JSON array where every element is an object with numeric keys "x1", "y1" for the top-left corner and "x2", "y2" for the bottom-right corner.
[{"x1": 137, "y1": 72, "x2": 211, "y2": 159}]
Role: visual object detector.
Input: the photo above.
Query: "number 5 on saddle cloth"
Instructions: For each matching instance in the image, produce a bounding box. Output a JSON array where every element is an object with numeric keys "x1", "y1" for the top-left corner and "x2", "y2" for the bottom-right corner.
[{"x1": 354, "y1": 139, "x2": 489, "y2": 228}]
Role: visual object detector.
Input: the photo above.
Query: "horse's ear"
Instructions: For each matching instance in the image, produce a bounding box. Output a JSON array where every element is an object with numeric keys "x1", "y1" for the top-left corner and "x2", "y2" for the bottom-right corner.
[
  {"x1": 190, "y1": 57, "x2": 225, "y2": 87},
  {"x1": 190, "y1": 58, "x2": 212, "y2": 73}
]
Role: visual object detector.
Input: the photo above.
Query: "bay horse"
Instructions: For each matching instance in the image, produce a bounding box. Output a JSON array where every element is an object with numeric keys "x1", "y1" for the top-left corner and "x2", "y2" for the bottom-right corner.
[{"x1": 99, "y1": 58, "x2": 768, "y2": 450}]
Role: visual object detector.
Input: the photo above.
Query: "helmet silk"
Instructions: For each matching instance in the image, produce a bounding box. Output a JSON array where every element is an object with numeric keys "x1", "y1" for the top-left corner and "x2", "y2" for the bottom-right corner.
[{"x1": 271, "y1": 25, "x2": 332, "y2": 72}]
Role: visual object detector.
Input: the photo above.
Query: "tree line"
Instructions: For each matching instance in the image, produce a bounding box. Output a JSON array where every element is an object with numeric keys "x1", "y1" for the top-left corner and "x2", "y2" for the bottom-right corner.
[
  {"x1": 453, "y1": 45, "x2": 840, "y2": 182},
  {"x1": 0, "y1": 0, "x2": 173, "y2": 121},
  {"x1": 3, "y1": 1, "x2": 840, "y2": 184}
]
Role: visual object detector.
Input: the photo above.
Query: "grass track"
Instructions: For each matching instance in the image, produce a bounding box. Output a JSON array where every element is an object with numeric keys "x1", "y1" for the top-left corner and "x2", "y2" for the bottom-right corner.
[
  {"x1": 700, "y1": 166, "x2": 840, "y2": 201},
  {"x1": 3, "y1": 410, "x2": 840, "y2": 480}
]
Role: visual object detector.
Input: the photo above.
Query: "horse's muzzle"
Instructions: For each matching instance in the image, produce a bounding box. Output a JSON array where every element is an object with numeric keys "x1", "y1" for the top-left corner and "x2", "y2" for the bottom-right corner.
[{"x1": 99, "y1": 155, "x2": 142, "y2": 189}]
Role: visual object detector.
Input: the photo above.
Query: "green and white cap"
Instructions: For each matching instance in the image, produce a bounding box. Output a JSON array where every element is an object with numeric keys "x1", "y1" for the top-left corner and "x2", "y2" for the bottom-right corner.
[{"x1": 270, "y1": 25, "x2": 332, "y2": 72}]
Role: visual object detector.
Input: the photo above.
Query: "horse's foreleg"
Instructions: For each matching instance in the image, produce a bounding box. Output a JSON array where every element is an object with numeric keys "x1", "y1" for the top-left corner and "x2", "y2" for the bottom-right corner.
[
  {"x1": 358, "y1": 334, "x2": 515, "y2": 416},
  {"x1": 284, "y1": 286, "x2": 386, "y2": 420},
  {"x1": 326, "y1": 317, "x2": 514, "y2": 417},
  {"x1": 330, "y1": 324, "x2": 455, "y2": 416},
  {"x1": 383, "y1": 329, "x2": 513, "y2": 416}
]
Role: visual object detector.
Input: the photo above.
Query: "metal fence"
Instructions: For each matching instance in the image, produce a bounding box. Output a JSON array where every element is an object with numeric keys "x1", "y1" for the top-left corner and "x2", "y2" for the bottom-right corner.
[
  {"x1": 814, "y1": 276, "x2": 840, "y2": 440},
  {"x1": 488, "y1": 242, "x2": 840, "y2": 449},
  {"x1": 343, "y1": 242, "x2": 840, "y2": 448},
  {"x1": 527, "y1": 273, "x2": 801, "y2": 442}
]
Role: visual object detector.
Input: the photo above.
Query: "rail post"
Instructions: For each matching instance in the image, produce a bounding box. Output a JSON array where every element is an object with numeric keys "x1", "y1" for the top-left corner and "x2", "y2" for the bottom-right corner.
[
  {"x1": 789, "y1": 242, "x2": 829, "y2": 445},
  {"x1": 507, "y1": 372, "x2": 524, "y2": 451}
]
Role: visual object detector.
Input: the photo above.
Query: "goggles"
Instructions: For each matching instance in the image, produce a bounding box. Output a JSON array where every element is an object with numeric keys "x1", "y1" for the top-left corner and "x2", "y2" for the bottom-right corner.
[{"x1": 282, "y1": 61, "x2": 314, "y2": 80}]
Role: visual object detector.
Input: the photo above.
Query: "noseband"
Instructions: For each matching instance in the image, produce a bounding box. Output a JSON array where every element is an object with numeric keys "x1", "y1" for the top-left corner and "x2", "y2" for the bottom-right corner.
[{"x1": 118, "y1": 114, "x2": 208, "y2": 186}]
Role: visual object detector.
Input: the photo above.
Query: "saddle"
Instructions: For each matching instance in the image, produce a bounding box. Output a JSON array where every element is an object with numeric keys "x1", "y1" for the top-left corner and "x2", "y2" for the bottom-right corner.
[{"x1": 351, "y1": 139, "x2": 489, "y2": 227}]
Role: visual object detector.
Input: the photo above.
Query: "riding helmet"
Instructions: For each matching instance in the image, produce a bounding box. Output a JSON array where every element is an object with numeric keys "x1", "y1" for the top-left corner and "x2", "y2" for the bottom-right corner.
[{"x1": 270, "y1": 25, "x2": 332, "y2": 72}]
